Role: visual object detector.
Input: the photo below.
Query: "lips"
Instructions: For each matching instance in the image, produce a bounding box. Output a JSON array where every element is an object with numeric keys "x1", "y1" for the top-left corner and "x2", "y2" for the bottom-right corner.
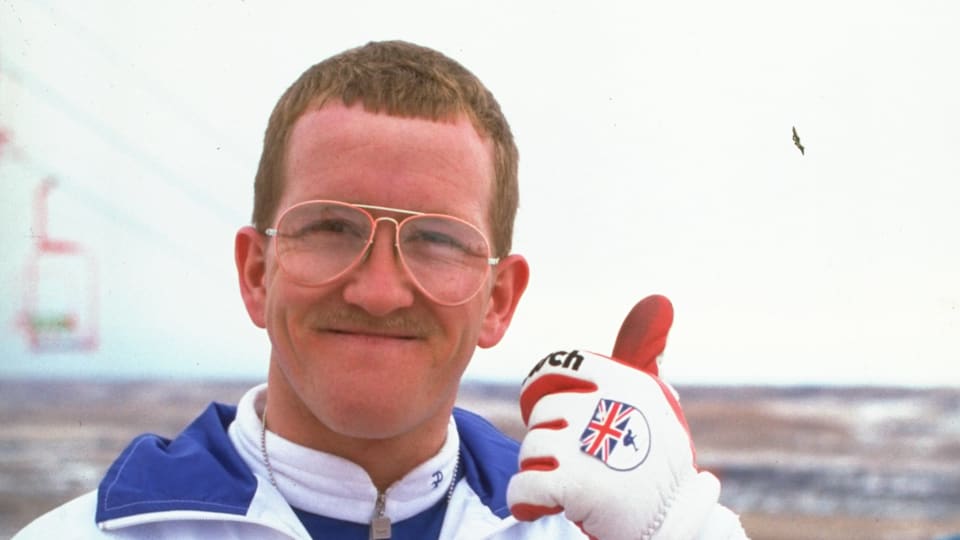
[{"x1": 326, "y1": 327, "x2": 419, "y2": 340}]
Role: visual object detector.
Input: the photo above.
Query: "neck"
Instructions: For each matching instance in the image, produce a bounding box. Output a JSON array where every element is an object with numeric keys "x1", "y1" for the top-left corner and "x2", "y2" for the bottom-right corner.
[{"x1": 264, "y1": 366, "x2": 454, "y2": 492}]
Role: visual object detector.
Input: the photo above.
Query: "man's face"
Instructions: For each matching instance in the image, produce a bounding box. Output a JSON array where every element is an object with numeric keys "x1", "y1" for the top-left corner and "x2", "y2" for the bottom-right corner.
[{"x1": 238, "y1": 102, "x2": 526, "y2": 444}]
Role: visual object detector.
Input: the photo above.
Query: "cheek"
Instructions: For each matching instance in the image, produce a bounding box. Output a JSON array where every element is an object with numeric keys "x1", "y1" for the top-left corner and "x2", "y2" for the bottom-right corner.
[
  {"x1": 437, "y1": 302, "x2": 488, "y2": 364},
  {"x1": 263, "y1": 272, "x2": 287, "y2": 326},
  {"x1": 263, "y1": 277, "x2": 313, "y2": 345}
]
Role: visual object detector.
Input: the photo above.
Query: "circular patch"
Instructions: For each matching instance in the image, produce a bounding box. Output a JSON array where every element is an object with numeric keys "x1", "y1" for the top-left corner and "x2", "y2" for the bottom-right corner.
[{"x1": 578, "y1": 398, "x2": 651, "y2": 471}]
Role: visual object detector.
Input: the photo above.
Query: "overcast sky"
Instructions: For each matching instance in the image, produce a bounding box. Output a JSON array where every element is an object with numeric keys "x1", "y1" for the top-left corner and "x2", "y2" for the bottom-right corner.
[{"x1": 1, "y1": 1, "x2": 958, "y2": 386}]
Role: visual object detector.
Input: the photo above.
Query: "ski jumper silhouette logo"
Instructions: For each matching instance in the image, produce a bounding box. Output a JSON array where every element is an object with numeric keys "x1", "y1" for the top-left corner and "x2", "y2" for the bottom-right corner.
[{"x1": 579, "y1": 399, "x2": 651, "y2": 471}]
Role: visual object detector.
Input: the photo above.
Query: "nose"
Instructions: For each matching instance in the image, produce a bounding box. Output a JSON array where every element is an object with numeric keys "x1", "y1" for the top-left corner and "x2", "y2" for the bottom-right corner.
[{"x1": 341, "y1": 218, "x2": 416, "y2": 316}]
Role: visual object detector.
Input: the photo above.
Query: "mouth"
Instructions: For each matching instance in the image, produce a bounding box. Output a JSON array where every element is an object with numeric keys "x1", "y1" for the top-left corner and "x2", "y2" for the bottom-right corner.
[{"x1": 325, "y1": 327, "x2": 420, "y2": 340}]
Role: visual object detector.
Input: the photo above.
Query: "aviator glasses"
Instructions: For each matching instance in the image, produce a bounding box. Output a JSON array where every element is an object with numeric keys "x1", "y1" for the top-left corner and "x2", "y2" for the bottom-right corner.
[{"x1": 265, "y1": 200, "x2": 499, "y2": 306}]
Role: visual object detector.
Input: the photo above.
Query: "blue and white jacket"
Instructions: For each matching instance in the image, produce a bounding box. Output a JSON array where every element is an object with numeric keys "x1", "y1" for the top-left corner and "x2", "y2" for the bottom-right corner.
[{"x1": 14, "y1": 384, "x2": 582, "y2": 539}]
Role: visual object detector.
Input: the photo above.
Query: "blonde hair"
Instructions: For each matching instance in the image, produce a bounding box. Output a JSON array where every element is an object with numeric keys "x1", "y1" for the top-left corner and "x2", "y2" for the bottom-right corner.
[{"x1": 252, "y1": 40, "x2": 519, "y2": 256}]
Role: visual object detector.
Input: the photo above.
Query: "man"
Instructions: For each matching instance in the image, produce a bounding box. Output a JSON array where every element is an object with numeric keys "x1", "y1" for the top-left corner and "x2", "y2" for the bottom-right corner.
[{"x1": 15, "y1": 41, "x2": 746, "y2": 539}]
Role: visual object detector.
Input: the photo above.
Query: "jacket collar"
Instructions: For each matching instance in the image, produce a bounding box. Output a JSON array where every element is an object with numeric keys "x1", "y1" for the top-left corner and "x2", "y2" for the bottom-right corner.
[
  {"x1": 97, "y1": 402, "x2": 255, "y2": 524},
  {"x1": 228, "y1": 384, "x2": 462, "y2": 523}
]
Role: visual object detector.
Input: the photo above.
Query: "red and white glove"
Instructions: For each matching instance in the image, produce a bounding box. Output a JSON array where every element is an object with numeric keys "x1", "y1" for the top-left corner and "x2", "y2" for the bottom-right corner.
[{"x1": 507, "y1": 295, "x2": 721, "y2": 540}]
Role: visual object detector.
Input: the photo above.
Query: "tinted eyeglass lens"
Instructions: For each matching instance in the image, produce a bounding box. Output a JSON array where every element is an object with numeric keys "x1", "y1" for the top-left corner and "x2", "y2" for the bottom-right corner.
[
  {"x1": 398, "y1": 216, "x2": 491, "y2": 304},
  {"x1": 275, "y1": 203, "x2": 372, "y2": 283}
]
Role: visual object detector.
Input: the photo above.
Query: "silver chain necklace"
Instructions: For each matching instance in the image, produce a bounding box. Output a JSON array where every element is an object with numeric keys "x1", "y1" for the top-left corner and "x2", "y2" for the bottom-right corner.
[
  {"x1": 259, "y1": 401, "x2": 280, "y2": 489},
  {"x1": 259, "y1": 402, "x2": 460, "y2": 538}
]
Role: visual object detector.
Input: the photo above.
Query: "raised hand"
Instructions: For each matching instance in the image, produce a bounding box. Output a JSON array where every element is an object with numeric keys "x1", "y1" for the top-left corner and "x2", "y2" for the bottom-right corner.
[{"x1": 507, "y1": 295, "x2": 721, "y2": 540}]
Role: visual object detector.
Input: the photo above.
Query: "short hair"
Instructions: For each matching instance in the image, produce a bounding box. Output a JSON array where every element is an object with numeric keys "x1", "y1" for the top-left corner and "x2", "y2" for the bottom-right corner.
[{"x1": 252, "y1": 40, "x2": 519, "y2": 257}]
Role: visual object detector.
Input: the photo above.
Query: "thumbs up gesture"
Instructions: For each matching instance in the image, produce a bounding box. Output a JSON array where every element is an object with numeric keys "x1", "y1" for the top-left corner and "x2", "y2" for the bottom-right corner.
[{"x1": 506, "y1": 295, "x2": 722, "y2": 540}]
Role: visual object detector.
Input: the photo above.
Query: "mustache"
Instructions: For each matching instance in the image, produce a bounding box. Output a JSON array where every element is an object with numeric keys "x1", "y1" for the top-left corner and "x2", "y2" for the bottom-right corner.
[{"x1": 311, "y1": 307, "x2": 438, "y2": 337}]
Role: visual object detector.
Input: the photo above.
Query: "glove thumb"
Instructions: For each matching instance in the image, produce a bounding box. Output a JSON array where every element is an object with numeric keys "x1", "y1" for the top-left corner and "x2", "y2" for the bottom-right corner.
[{"x1": 611, "y1": 294, "x2": 674, "y2": 376}]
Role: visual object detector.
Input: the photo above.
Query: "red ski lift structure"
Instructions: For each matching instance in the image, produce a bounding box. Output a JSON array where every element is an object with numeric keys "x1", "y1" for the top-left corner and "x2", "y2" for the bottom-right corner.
[{"x1": 18, "y1": 178, "x2": 100, "y2": 352}]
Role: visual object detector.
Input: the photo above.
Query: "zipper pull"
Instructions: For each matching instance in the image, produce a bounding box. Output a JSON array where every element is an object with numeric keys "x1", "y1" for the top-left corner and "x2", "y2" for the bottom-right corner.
[{"x1": 370, "y1": 491, "x2": 391, "y2": 540}]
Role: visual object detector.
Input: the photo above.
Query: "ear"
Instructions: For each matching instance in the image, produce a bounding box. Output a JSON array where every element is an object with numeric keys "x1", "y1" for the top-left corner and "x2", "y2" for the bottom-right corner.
[
  {"x1": 478, "y1": 254, "x2": 530, "y2": 348},
  {"x1": 235, "y1": 226, "x2": 268, "y2": 329}
]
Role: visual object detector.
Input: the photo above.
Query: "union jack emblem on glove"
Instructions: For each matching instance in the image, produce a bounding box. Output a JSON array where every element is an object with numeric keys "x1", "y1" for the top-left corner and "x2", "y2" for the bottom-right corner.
[{"x1": 579, "y1": 398, "x2": 651, "y2": 471}]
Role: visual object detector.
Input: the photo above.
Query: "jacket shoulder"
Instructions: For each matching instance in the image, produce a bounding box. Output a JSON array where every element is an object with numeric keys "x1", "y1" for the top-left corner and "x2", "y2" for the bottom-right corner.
[
  {"x1": 452, "y1": 407, "x2": 521, "y2": 520},
  {"x1": 14, "y1": 490, "x2": 104, "y2": 539}
]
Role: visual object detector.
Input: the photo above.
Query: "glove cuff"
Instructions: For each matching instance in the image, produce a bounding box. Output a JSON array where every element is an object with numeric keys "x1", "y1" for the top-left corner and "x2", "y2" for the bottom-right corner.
[{"x1": 650, "y1": 470, "x2": 721, "y2": 540}]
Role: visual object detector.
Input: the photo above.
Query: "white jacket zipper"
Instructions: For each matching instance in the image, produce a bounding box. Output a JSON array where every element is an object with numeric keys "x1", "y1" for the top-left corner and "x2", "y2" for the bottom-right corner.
[{"x1": 370, "y1": 490, "x2": 391, "y2": 539}]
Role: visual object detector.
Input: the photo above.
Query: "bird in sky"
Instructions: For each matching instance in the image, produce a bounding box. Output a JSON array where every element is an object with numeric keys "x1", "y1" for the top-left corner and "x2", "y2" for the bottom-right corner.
[{"x1": 792, "y1": 126, "x2": 805, "y2": 155}]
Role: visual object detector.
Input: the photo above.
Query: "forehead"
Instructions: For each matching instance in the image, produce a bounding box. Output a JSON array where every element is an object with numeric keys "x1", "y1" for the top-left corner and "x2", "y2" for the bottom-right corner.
[{"x1": 280, "y1": 102, "x2": 495, "y2": 227}]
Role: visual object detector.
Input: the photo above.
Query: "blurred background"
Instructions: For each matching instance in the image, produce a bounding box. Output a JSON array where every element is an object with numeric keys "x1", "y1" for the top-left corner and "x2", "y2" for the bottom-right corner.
[{"x1": 1, "y1": 1, "x2": 958, "y2": 538}]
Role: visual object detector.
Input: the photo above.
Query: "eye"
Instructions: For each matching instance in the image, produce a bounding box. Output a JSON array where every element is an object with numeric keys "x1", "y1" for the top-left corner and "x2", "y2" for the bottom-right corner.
[
  {"x1": 408, "y1": 229, "x2": 467, "y2": 251},
  {"x1": 289, "y1": 218, "x2": 366, "y2": 239},
  {"x1": 402, "y1": 225, "x2": 488, "y2": 260}
]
